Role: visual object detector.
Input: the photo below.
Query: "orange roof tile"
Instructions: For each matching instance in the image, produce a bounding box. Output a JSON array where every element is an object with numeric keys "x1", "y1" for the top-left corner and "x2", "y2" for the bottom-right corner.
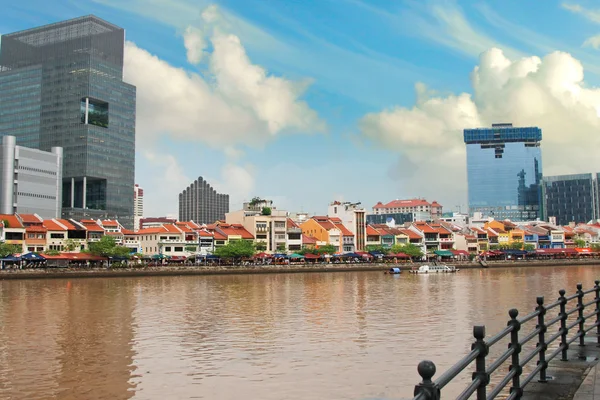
[
  {"x1": 18, "y1": 214, "x2": 42, "y2": 224},
  {"x1": 101, "y1": 220, "x2": 119, "y2": 227},
  {"x1": 486, "y1": 229, "x2": 498, "y2": 237},
  {"x1": 25, "y1": 225, "x2": 47, "y2": 233},
  {"x1": 121, "y1": 229, "x2": 136, "y2": 235},
  {"x1": 162, "y1": 224, "x2": 183, "y2": 234},
  {"x1": 213, "y1": 231, "x2": 227, "y2": 240},
  {"x1": 413, "y1": 223, "x2": 438, "y2": 234},
  {"x1": 287, "y1": 218, "x2": 300, "y2": 229},
  {"x1": 106, "y1": 231, "x2": 123, "y2": 236},
  {"x1": 79, "y1": 220, "x2": 104, "y2": 232},
  {"x1": 0, "y1": 214, "x2": 24, "y2": 229},
  {"x1": 373, "y1": 199, "x2": 431, "y2": 209},
  {"x1": 197, "y1": 230, "x2": 214, "y2": 237},
  {"x1": 312, "y1": 216, "x2": 337, "y2": 231},
  {"x1": 302, "y1": 234, "x2": 317, "y2": 244},
  {"x1": 137, "y1": 227, "x2": 167, "y2": 235},
  {"x1": 217, "y1": 224, "x2": 254, "y2": 239},
  {"x1": 43, "y1": 219, "x2": 67, "y2": 231},
  {"x1": 366, "y1": 225, "x2": 380, "y2": 236},
  {"x1": 398, "y1": 229, "x2": 422, "y2": 239},
  {"x1": 56, "y1": 219, "x2": 79, "y2": 230},
  {"x1": 331, "y1": 220, "x2": 353, "y2": 236}
]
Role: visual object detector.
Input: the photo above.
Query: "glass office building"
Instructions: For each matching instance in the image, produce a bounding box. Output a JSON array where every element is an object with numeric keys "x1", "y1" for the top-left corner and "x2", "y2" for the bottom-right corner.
[
  {"x1": 543, "y1": 173, "x2": 599, "y2": 225},
  {"x1": 0, "y1": 16, "x2": 136, "y2": 227},
  {"x1": 464, "y1": 123, "x2": 543, "y2": 221}
]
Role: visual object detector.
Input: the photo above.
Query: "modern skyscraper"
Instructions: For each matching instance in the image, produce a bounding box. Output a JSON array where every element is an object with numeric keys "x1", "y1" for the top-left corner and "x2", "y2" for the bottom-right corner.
[
  {"x1": 543, "y1": 173, "x2": 599, "y2": 225},
  {"x1": 464, "y1": 123, "x2": 543, "y2": 221},
  {"x1": 134, "y1": 184, "x2": 144, "y2": 231},
  {"x1": 178, "y1": 177, "x2": 229, "y2": 224},
  {"x1": 0, "y1": 16, "x2": 136, "y2": 227},
  {"x1": 0, "y1": 135, "x2": 63, "y2": 218}
]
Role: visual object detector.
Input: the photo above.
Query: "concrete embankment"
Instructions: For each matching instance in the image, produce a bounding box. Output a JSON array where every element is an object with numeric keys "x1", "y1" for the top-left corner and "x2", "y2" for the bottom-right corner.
[{"x1": 0, "y1": 259, "x2": 599, "y2": 280}]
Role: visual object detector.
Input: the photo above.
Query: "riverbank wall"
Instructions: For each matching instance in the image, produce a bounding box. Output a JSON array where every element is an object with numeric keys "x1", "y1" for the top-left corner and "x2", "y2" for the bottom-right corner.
[{"x1": 1, "y1": 259, "x2": 599, "y2": 280}]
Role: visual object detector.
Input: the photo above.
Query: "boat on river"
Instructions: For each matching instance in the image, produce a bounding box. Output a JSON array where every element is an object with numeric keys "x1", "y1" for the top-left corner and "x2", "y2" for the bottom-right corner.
[
  {"x1": 385, "y1": 267, "x2": 402, "y2": 274},
  {"x1": 409, "y1": 264, "x2": 459, "y2": 274}
]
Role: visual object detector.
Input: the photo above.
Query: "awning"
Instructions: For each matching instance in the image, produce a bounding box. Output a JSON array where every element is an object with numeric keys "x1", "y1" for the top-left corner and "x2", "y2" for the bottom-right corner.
[
  {"x1": 434, "y1": 250, "x2": 453, "y2": 257},
  {"x1": 451, "y1": 250, "x2": 469, "y2": 256},
  {"x1": 288, "y1": 253, "x2": 305, "y2": 259},
  {"x1": 575, "y1": 248, "x2": 596, "y2": 253},
  {"x1": 254, "y1": 252, "x2": 271, "y2": 258},
  {"x1": 303, "y1": 253, "x2": 321, "y2": 259},
  {"x1": 500, "y1": 249, "x2": 528, "y2": 256},
  {"x1": 536, "y1": 248, "x2": 578, "y2": 255},
  {"x1": 21, "y1": 252, "x2": 45, "y2": 261}
]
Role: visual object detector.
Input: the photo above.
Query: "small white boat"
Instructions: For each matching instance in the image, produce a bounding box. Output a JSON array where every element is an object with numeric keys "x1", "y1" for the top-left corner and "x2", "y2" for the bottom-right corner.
[{"x1": 409, "y1": 264, "x2": 459, "y2": 274}]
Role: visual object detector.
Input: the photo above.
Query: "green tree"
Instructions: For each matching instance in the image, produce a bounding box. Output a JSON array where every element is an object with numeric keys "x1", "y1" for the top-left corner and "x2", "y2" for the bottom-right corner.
[
  {"x1": 2, "y1": 219, "x2": 9, "y2": 228},
  {"x1": 255, "y1": 241, "x2": 267, "y2": 252},
  {"x1": 592, "y1": 243, "x2": 600, "y2": 252},
  {"x1": 523, "y1": 243, "x2": 535, "y2": 251},
  {"x1": 88, "y1": 235, "x2": 131, "y2": 258},
  {"x1": 395, "y1": 243, "x2": 423, "y2": 259},
  {"x1": 297, "y1": 246, "x2": 316, "y2": 255},
  {"x1": 44, "y1": 249, "x2": 60, "y2": 256},
  {"x1": 0, "y1": 242, "x2": 20, "y2": 258},
  {"x1": 213, "y1": 240, "x2": 256, "y2": 258},
  {"x1": 185, "y1": 245, "x2": 197, "y2": 252},
  {"x1": 314, "y1": 244, "x2": 337, "y2": 255},
  {"x1": 276, "y1": 243, "x2": 287, "y2": 253},
  {"x1": 574, "y1": 239, "x2": 586, "y2": 248},
  {"x1": 489, "y1": 244, "x2": 499, "y2": 250},
  {"x1": 510, "y1": 241, "x2": 524, "y2": 250},
  {"x1": 365, "y1": 245, "x2": 388, "y2": 254},
  {"x1": 261, "y1": 207, "x2": 272, "y2": 216},
  {"x1": 64, "y1": 238, "x2": 78, "y2": 252},
  {"x1": 249, "y1": 197, "x2": 262, "y2": 206}
]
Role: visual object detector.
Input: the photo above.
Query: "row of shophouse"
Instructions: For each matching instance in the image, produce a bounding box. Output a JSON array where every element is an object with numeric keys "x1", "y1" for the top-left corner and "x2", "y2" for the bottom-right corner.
[{"x1": 1, "y1": 211, "x2": 599, "y2": 260}]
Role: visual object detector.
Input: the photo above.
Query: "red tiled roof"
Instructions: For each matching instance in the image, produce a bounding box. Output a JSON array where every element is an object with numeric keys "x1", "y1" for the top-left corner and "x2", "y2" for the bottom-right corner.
[
  {"x1": 331, "y1": 220, "x2": 353, "y2": 236},
  {"x1": 106, "y1": 231, "x2": 123, "y2": 236},
  {"x1": 302, "y1": 234, "x2": 317, "y2": 244},
  {"x1": 121, "y1": 229, "x2": 136, "y2": 235},
  {"x1": 56, "y1": 219, "x2": 78, "y2": 230},
  {"x1": 213, "y1": 231, "x2": 227, "y2": 240},
  {"x1": 373, "y1": 199, "x2": 431, "y2": 209},
  {"x1": 218, "y1": 224, "x2": 254, "y2": 239},
  {"x1": 137, "y1": 227, "x2": 167, "y2": 235},
  {"x1": 312, "y1": 216, "x2": 337, "y2": 231},
  {"x1": 101, "y1": 220, "x2": 119, "y2": 227},
  {"x1": 18, "y1": 214, "x2": 42, "y2": 224},
  {"x1": 80, "y1": 220, "x2": 104, "y2": 232},
  {"x1": 197, "y1": 230, "x2": 214, "y2": 237},
  {"x1": 413, "y1": 223, "x2": 438, "y2": 234},
  {"x1": 175, "y1": 222, "x2": 193, "y2": 233},
  {"x1": 398, "y1": 229, "x2": 422, "y2": 239},
  {"x1": 287, "y1": 218, "x2": 300, "y2": 229},
  {"x1": 431, "y1": 201, "x2": 442, "y2": 207},
  {"x1": 43, "y1": 219, "x2": 67, "y2": 231},
  {"x1": 471, "y1": 227, "x2": 486, "y2": 234},
  {"x1": 162, "y1": 224, "x2": 182, "y2": 234},
  {"x1": 26, "y1": 225, "x2": 47, "y2": 233},
  {"x1": 0, "y1": 214, "x2": 24, "y2": 229},
  {"x1": 366, "y1": 225, "x2": 380, "y2": 236},
  {"x1": 486, "y1": 229, "x2": 498, "y2": 237}
]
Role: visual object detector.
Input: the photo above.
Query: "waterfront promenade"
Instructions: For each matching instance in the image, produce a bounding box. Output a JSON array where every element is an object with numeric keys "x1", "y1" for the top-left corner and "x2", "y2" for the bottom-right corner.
[{"x1": 0, "y1": 258, "x2": 599, "y2": 280}]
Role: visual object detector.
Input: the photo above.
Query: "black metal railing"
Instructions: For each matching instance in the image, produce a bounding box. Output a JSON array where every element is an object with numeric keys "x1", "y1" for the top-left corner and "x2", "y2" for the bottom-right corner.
[{"x1": 413, "y1": 281, "x2": 600, "y2": 400}]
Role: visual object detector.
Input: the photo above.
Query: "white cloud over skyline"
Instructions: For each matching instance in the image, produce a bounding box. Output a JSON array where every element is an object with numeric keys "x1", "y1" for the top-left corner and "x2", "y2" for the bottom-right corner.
[{"x1": 360, "y1": 48, "x2": 600, "y2": 210}]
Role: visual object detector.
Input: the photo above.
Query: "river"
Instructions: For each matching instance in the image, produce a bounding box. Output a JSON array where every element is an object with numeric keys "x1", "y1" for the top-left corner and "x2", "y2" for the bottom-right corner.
[{"x1": 0, "y1": 266, "x2": 598, "y2": 400}]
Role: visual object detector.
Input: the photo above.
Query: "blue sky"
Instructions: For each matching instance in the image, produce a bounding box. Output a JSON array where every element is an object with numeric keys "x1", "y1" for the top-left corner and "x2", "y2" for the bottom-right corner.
[{"x1": 3, "y1": 0, "x2": 600, "y2": 218}]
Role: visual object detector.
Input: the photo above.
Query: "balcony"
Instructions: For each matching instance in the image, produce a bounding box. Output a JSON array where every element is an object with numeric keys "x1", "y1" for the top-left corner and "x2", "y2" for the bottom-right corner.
[
  {"x1": 424, "y1": 237, "x2": 439, "y2": 242},
  {"x1": 439, "y1": 237, "x2": 454, "y2": 242},
  {"x1": 256, "y1": 226, "x2": 269, "y2": 233},
  {"x1": 158, "y1": 239, "x2": 197, "y2": 244},
  {"x1": 287, "y1": 227, "x2": 302, "y2": 234}
]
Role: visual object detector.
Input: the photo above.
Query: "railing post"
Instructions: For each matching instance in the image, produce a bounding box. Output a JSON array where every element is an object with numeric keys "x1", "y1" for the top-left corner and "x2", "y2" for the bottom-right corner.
[
  {"x1": 508, "y1": 309, "x2": 523, "y2": 399},
  {"x1": 595, "y1": 280, "x2": 600, "y2": 347},
  {"x1": 536, "y1": 296, "x2": 548, "y2": 382},
  {"x1": 472, "y1": 325, "x2": 489, "y2": 400},
  {"x1": 559, "y1": 289, "x2": 569, "y2": 361},
  {"x1": 414, "y1": 360, "x2": 440, "y2": 400},
  {"x1": 577, "y1": 283, "x2": 586, "y2": 346}
]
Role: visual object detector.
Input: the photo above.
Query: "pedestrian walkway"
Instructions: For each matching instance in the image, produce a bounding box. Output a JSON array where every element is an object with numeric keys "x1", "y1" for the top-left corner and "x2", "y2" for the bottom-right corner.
[{"x1": 573, "y1": 362, "x2": 600, "y2": 400}]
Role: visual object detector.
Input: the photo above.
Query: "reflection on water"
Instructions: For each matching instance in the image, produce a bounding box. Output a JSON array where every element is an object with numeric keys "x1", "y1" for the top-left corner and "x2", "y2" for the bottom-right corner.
[{"x1": 0, "y1": 266, "x2": 598, "y2": 400}]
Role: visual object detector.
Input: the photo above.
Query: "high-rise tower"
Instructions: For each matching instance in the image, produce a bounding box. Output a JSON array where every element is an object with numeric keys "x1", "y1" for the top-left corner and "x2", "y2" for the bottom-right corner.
[
  {"x1": 0, "y1": 16, "x2": 136, "y2": 227},
  {"x1": 464, "y1": 123, "x2": 543, "y2": 221}
]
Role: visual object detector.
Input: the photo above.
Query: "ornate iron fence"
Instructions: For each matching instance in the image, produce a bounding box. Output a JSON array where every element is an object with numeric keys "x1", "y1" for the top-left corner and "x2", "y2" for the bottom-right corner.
[{"x1": 413, "y1": 281, "x2": 600, "y2": 400}]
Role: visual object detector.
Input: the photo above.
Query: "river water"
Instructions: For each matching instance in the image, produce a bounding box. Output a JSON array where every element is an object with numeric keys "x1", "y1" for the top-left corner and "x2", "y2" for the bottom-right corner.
[{"x1": 0, "y1": 266, "x2": 598, "y2": 400}]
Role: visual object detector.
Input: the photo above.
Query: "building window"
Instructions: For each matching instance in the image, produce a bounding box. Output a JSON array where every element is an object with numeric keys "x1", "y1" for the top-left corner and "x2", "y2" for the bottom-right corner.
[{"x1": 81, "y1": 98, "x2": 109, "y2": 128}]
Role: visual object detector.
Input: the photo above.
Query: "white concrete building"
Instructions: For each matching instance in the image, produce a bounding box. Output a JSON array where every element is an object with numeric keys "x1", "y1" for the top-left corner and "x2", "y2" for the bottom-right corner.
[
  {"x1": 0, "y1": 135, "x2": 63, "y2": 218},
  {"x1": 327, "y1": 201, "x2": 366, "y2": 251},
  {"x1": 134, "y1": 184, "x2": 143, "y2": 231}
]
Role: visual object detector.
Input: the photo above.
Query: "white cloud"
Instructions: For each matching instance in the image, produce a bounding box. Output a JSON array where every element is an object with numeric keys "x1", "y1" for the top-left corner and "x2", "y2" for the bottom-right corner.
[
  {"x1": 562, "y1": 3, "x2": 600, "y2": 23},
  {"x1": 359, "y1": 48, "x2": 600, "y2": 208},
  {"x1": 123, "y1": 7, "x2": 324, "y2": 150},
  {"x1": 584, "y1": 35, "x2": 600, "y2": 49},
  {"x1": 183, "y1": 26, "x2": 207, "y2": 64}
]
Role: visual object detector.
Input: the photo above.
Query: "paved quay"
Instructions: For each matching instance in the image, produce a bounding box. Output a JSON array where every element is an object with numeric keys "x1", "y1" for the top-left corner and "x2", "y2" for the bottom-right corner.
[{"x1": 522, "y1": 337, "x2": 600, "y2": 400}]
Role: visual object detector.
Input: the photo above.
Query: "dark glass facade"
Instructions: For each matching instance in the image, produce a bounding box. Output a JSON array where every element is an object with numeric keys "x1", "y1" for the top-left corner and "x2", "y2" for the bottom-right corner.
[
  {"x1": 366, "y1": 213, "x2": 413, "y2": 226},
  {"x1": 179, "y1": 177, "x2": 229, "y2": 224},
  {"x1": 464, "y1": 123, "x2": 543, "y2": 221},
  {"x1": 0, "y1": 16, "x2": 136, "y2": 228},
  {"x1": 543, "y1": 174, "x2": 599, "y2": 225}
]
